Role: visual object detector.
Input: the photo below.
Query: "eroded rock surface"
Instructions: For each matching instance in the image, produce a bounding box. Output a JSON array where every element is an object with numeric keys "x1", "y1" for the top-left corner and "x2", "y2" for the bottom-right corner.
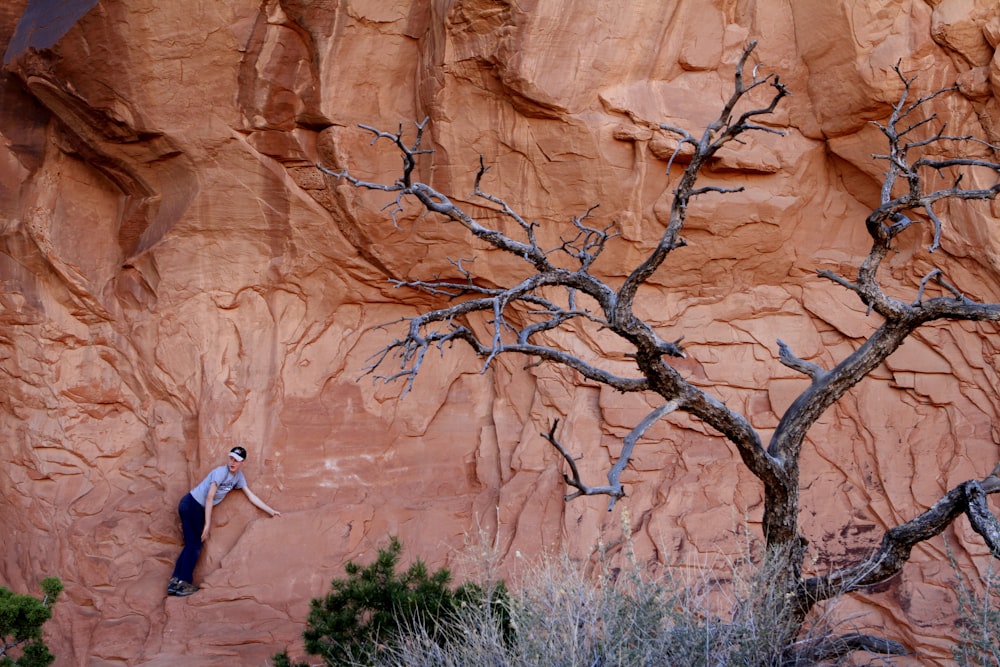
[{"x1": 2, "y1": 1, "x2": 1000, "y2": 664}]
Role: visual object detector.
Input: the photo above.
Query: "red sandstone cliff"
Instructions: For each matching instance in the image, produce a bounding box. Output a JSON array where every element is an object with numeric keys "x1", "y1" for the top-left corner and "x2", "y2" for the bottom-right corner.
[{"x1": 3, "y1": 1, "x2": 1000, "y2": 664}]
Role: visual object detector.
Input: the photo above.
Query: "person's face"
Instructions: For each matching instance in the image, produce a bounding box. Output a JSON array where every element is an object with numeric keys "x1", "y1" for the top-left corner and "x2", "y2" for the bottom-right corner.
[{"x1": 228, "y1": 456, "x2": 244, "y2": 473}]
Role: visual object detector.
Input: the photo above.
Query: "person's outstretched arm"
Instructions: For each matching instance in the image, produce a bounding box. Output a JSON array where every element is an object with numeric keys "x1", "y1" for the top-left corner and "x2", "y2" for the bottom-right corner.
[{"x1": 243, "y1": 486, "x2": 281, "y2": 517}]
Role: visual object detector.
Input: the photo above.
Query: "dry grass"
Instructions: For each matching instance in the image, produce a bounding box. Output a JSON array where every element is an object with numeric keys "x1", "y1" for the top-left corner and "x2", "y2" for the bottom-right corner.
[
  {"x1": 368, "y1": 519, "x2": 878, "y2": 667},
  {"x1": 951, "y1": 558, "x2": 1000, "y2": 667}
]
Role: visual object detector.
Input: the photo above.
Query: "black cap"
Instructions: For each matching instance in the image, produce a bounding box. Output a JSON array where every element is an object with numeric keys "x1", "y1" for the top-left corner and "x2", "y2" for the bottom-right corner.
[{"x1": 229, "y1": 446, "x2": 247, "y2": 462}]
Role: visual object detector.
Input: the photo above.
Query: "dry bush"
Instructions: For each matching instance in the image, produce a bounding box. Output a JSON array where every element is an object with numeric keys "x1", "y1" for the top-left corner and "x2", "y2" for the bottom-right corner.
[
  {"x1": 375, "y1": 520, "x2": 887, "y2": 667},
  {"x1": 951, "y1": 555, "x2": 1000, "y2": 667}
]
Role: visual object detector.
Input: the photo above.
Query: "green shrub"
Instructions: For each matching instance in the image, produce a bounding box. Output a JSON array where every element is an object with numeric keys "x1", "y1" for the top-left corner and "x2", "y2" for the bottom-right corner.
[
  {"x1": 276, "y1": 537, "x2": 509, "y2": 666},
  {"x1": 0, "y1": 577, "x2": 63, "y2": 667}
]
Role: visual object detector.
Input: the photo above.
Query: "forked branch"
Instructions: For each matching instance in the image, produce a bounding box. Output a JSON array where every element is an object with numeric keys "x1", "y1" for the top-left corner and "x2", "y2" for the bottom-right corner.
[
  {"x1": 773, "y1": 64, "x2": 1000, "y2": 484},
  {"x1": 619, "y1": 40, "x2": 788, "y2": 321},
  {"x1": 545, "y1": 401, "x2": 679, "y2": 510}
]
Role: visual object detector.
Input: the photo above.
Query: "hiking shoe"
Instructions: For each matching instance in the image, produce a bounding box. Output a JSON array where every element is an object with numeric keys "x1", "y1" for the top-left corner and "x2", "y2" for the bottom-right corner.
[
  {"x1": 173, "y1": 581, "x2": 199, "y2": 597},
  {"x1": 167, "y1": 577, "x2": 181, "y2": 596}
]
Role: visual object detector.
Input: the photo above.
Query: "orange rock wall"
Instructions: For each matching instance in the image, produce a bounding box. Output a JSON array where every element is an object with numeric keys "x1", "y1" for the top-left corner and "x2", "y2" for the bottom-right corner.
[{"x1": 2, "y1": 1, "x2": 1000, "y2": 664}]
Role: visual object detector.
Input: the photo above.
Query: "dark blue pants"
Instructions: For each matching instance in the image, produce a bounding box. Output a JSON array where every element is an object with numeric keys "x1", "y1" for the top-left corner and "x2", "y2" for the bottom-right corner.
[{"x1": 171, "y1": 493, "x2": 204, "y2": 583}]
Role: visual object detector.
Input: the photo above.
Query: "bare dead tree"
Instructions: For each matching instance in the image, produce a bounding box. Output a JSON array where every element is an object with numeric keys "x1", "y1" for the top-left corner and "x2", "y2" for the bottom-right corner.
[{"x1": 317, "y1": 42, "x2": 1000, "y2": 662}]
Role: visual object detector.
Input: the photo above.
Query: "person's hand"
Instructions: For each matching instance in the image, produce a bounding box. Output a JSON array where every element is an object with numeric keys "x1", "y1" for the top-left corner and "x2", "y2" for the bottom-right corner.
[
  {"x1": 271, "y1": 510, "x2": 281, "y2": 518},
  {"x1": 201, "y1": 526, "x2": 210, "y2": 541}
]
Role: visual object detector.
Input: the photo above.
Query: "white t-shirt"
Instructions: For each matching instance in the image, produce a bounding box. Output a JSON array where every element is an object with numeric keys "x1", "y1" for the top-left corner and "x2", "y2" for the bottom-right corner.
[{"x1": 190, "y1": 465, "x2": 247, "y2": 506}]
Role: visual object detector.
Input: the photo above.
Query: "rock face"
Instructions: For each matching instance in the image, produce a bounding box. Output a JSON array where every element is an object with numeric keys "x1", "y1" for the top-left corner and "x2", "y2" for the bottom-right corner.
[{"x1": 2, "y1": 0, "x2": 1000, "y2": 664}]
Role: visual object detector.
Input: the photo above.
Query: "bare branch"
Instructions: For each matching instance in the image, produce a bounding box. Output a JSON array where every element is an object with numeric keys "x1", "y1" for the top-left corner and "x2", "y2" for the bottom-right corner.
[
  {"x1": 816, "y1": 269, "x2": 861, "y2": 294},
  {"x1": 658, "y1": 125, "x2": 698, "y2": 174},
  {"x1": 544, "y1": 419, "x2": 594, "y2": 501},
  {"x1": 777, "y1": 339, "x2": 826, "y2": 381},
  {"x1": 604, "y1": 400, "x2": 680, "y2": 510},
  {"x1": 860, "y1": 67, "x2": 1000, "y2": 292},
  {"x1": 966, "y1": 480, "x2": 1000, "y2": 557},
  {"x1": 546, "y1": 401, "x2": 679, "y2": 509},
  {"x1": 912, "y1": 269, "x2": 942, "y2": 305},
  {"x1": 555, "y1": 205, "x2": 619, "y2": 271},
  {"x1": 924, "y1": 203, "x2": 944, "y2": 252},
  {"x1": 801, "y1": 466, "x2": 1000, "y2": 604},
  {"x1": 319, "y1": 134, "x2": 552, "y2": 272},
  {"x1": 497, "y1": 342, "x2": 649, "y2": 391},
  {"x1": 910, "y1": 269, "x2": 972, "y2": 307},
  {"x1": 617, "y1": 41, "x2": 788, "y2": 321},
  {"x1": 472, "y1": 156, "x2": 540, "y2": 243},
  {"x1": 689, "y1": 185, "x2": 745, "y2": 197},
  {"x1": 357, "y1": 117, "x2": 433, "y2": 188}
]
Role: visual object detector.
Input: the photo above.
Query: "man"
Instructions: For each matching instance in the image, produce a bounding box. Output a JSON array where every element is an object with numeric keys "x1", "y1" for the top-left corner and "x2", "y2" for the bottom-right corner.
[{"x1": 168, "y1": 446, "x2": 281, "y2": 597}]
